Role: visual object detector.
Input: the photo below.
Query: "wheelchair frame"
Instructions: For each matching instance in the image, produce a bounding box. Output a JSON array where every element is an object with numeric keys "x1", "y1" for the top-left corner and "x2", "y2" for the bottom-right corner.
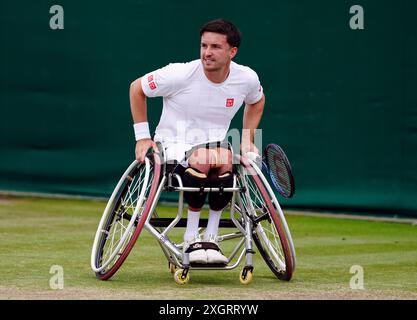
[{"x1": 91, "y1": 142, "x2": 296, "y2": 285}]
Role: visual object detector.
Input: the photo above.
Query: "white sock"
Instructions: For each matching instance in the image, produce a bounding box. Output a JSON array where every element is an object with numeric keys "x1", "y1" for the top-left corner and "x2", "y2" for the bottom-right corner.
[
  {"x1": 205, "y1": 208, "x2": 222, "y2": 239},
  {"x1": 184, "y1": 209, "x2": 201, "y2": 242}
]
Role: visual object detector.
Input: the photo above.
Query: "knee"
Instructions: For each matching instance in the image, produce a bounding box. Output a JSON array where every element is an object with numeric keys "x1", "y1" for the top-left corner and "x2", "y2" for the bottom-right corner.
[
  {"x1": 182, "y1": 167, "x2": 208, "y2": 210},
  {"x1": 208, "y1": 171, "x2": 234, "y2": 211}
]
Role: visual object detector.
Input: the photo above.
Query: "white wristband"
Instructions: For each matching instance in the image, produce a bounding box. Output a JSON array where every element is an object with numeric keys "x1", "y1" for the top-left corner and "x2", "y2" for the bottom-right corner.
[{"x1": 133, "y1": 122, "x2": 151, "y2": 141}]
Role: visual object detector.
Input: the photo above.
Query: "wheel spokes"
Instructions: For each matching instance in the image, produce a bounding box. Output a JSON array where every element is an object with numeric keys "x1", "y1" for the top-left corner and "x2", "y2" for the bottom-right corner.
[
  {"x1": 98, "y1": 165, "x2": 153, "y2": 271},
  {"x1": 239, "y1": 170, "x2": 287, "y2": 272}
]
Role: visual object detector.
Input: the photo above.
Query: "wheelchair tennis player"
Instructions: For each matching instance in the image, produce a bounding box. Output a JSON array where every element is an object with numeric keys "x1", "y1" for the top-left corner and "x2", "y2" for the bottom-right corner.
[{"x1": 129, "y1": 19, "x2": 265, "y2": 265}]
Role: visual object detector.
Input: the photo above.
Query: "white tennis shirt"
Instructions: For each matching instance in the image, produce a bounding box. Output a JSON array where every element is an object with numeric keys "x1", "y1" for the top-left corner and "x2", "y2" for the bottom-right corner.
[{"x1": 141, "y1": 59, "x2": 263, "y2": 162}]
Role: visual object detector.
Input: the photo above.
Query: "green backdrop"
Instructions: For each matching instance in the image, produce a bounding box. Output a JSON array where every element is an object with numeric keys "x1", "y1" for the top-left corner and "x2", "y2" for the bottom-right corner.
[{"x1": 1, "y1": 0, "x2": 416, "y2": 215}]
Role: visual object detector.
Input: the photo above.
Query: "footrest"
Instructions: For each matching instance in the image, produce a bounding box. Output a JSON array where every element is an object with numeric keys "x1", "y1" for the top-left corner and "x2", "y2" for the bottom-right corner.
[{"x1": 190, "y1": 262, "x2": 228, "y2": 268}]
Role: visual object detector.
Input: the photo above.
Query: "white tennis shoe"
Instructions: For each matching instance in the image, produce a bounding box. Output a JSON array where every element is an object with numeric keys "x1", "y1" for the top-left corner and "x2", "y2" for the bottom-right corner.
[
  {"x1": 204, "y1": 234, "x2": 228, "y2": 264},
  {"x1": 184, "y1": 234, "x2": 207, "y2": 264}
]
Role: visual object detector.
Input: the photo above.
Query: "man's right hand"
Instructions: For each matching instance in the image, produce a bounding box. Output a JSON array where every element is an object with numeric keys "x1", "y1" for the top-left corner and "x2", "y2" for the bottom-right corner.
[{"x1": 135, "y1": 138, "x2": 159, "y2": 163}]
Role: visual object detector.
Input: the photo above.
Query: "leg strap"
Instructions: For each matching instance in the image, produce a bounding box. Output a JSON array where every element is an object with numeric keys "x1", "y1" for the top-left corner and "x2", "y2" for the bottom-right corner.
[{"x1": 185, "y1": 242, "x2": 221, "y2": 253}]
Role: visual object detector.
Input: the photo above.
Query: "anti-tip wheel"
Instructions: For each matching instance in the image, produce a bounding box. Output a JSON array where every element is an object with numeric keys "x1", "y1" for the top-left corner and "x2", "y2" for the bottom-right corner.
[
  {"x1": 174, "y1": 269, "x2": 189, "y2": 285},
  {"x1": 239, "y1": 268, "x2": 253, "y2": 285}
]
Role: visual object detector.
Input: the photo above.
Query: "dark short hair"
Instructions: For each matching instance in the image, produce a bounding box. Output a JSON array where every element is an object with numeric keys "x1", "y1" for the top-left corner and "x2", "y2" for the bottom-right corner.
[{"x1": 200, "y1": 19, "x2": 241, "y2": 48}]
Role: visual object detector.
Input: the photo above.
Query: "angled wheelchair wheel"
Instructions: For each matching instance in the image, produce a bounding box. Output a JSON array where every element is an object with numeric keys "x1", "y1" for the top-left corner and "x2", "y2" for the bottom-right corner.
[
  {"x1": 238, "y1": 156, "x2": 295, "y2": 281},
  {"x1": 91, "y1": 154, "x2": 161, "y2": 280}
]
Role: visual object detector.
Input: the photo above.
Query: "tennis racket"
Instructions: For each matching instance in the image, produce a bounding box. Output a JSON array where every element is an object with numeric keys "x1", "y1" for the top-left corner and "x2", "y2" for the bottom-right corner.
[{"x1": 263, "y1": 143, "x2": 295, "y2": 198}]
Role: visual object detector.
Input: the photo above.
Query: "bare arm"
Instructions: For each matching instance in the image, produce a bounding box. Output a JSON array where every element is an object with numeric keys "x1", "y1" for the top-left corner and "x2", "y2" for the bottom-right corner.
[
  {"x1": 241, "y1": 94, "x2": 265, "y2": 154},
  {"x1": 129, "y1": 78, "x2": 158, "y2": 162},
  {"x1": 130, "y1": 78, "x2": 148, "y2": 123}
]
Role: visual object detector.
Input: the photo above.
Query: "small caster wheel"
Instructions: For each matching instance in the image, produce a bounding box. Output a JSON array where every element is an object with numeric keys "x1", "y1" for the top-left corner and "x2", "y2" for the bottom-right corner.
[
  {"x1": 239, "y1": 267, "x2": 253, "y2": 285},
  {"x1": 174, "y1": 269, "x2": 189, "y2": 285},
  {"x1": 168, "y1": 262, "x2": 177, "y2": 274}
]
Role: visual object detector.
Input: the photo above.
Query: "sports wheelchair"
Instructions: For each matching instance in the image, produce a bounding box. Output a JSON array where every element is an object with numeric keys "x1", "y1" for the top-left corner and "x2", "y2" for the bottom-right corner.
[{"x1": 91, "y1": 142, "x2": 296, "y2": 285}]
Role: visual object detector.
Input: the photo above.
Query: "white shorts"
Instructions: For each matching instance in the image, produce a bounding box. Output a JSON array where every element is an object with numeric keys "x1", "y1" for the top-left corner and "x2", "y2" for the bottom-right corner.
[{"x1": 157, "y1": 141, "x2": 193, "y2": 166}]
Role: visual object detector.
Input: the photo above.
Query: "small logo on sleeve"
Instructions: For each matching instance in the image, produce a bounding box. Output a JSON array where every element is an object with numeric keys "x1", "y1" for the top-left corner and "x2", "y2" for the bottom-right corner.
[
  {"x1": 147, "y1": 74, "x2": 157, "y2": 90},
  {"x1": 226, "y1": 98, "x2": 234, "y2": 107}
]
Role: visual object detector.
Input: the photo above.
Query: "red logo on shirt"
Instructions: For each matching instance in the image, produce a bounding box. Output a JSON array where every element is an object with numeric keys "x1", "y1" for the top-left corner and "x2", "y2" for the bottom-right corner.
[
  {"x1": 149, "y1": 82, "x2": 157, "y2": 90},
  {"x1": 226, "y1": 98, "x2": 234, "y2": 107},
  {"x1": 147, "y1": 75, "x2": 154, "y2": 82}
]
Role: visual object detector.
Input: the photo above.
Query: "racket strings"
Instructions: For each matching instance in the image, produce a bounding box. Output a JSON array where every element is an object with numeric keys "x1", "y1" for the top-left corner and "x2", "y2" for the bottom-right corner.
[
  {"x1": 268, "y1": 155, "x2": 291, "y2": 193},
  {"x1": 265, "y1": 145, "x2": 295, "y2": 198},
  {"x1": 270, "y1": 160, "x2": 290, "y2": 184}
]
